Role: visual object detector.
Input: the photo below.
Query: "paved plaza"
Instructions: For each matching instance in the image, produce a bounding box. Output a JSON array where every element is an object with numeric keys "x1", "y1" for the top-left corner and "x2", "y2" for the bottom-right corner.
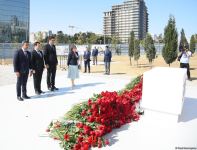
[{"x1": 0, "y1": 65, "x2": 197, "y2": 150}]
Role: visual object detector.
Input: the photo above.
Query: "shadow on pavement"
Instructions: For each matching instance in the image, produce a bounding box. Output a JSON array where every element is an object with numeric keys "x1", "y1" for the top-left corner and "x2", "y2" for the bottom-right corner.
[
  {"x1": 178, "y1": 97, "x2": 197, "y2": 122},
  {"x1": 110, "y1": 73, "x2": 126, "y2": 75},
  {"x1": 191, "y1": 77, "x2": 197, "y2": 81},
  {"x1": 30, "y1": 82, "x2": 105, "y2": 100},
  {"x1": 103, "y1": 123, "x2": 130, "y2": 146}
]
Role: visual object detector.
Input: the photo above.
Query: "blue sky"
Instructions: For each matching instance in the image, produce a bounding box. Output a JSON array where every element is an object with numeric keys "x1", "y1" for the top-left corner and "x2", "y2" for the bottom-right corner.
[{"x1": 30, "y1": 0, "x2": 197, "y2": 39}]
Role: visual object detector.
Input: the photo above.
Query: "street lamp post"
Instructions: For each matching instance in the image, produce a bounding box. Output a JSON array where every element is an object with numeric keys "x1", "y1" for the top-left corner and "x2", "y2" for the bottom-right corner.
[{"x1": 104, "y1": 34, "x2": 106, "y2": 45}]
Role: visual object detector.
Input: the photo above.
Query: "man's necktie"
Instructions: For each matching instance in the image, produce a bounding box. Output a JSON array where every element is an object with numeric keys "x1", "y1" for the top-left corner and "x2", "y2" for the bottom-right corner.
[
  {"x1": 24, "y1": 51, "x2": 28, "y2": 59},
  {"x1": 37, "y1": 50, "x2": 42, "y2": 57}
]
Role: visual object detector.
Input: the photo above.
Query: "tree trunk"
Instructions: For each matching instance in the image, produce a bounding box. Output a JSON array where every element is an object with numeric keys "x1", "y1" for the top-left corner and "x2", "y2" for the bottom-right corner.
[
  {"x1": 150, "y1": 61, "x2": 152, "y2": 69},
  {"x1": 129, "y1": 57, "x2": 132, "y2": 66}
]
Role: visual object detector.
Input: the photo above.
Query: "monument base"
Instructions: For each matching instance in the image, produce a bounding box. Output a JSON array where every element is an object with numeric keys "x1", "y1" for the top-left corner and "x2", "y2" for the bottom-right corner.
[{"x1": 141, "y1": 67, "x2": 187, "y2": 122}]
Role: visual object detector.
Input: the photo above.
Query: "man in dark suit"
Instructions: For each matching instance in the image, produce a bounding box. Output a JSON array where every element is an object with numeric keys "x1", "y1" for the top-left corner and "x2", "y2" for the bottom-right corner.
[
  {"x1": 92, "y1": 47, "x2": 98, "y2": 65},
  {"x1": 31, "y1": 42, "x2": 45, "y2": 95},
  {"x1": 83, "y1": 47, "x2": 91, "y2": 73},
  {"x1": 104, "y1": 45, "x2": 112, "y2": 75},
  {"x1": 13, "y1": 41, "x2": 32, "y2": 101},
  {"x1": 43, "y1": 36, "x2": 58, "y2": 91}
]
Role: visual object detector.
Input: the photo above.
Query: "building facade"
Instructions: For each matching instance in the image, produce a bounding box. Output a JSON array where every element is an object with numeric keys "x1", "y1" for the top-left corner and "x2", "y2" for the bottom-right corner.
[
  {"x1": 103, "y1": 0, "x2": 148, "y2": 43},
  {"x1": 0, "y1": 0, "x2": 30, "y2": 43}
]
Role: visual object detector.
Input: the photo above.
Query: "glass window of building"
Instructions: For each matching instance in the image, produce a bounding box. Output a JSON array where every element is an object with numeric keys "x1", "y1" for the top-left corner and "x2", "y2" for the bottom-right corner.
[{"x1": 0, "y1": 0, "x2": 30, "y2": 43}]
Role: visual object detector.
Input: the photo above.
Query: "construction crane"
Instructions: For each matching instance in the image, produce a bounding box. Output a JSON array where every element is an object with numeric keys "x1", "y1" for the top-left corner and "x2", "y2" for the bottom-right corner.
[
  {"x1": 68, "y1": 25, "x2": 75, "y2": 35},
  {"x1": 68, "y1": 25, "x2": 82, "y2": 35}
]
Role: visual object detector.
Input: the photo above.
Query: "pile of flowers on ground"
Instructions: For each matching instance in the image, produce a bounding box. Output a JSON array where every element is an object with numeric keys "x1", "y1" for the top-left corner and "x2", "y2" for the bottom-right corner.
[{"x1": 46, "y1": 76, "x2": 143, "y2": 150}]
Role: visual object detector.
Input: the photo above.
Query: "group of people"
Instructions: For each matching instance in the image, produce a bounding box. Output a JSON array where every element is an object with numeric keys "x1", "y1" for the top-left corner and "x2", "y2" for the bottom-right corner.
[
  {"x1": 13, "y1": 36, "x2": 112, "y2": 101},
  {"x1": 13, "y1": 37, "x2": 192, "y2": 102},
  {"x1": 13, "y1": 36, "x2": 59, "y2": 101},
  {"x1": 82, "y1": 46, "x2": 112, "y2": 75},
  {"x1": 67, "y1": 45, "x2": 112, "y2": 88}
]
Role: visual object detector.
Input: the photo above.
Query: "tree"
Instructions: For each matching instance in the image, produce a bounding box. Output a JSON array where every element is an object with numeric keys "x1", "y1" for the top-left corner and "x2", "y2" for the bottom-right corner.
[
  {"x1": 195, "y1": 34, "x2": 197, "y2": 43},
  {"x1": 86, "y1": 32, "x2": 97, "y2": 44},
  {"x1": 64, "y1": 34, "x2": 70, "y2": 44},
  {"x1": 158, "y1": 34, "x2": 164, "y2": 43},
  {"x1": 144, "y1": 33, "x2": 156, "y2": 65},
  {"x1": 111, "y1": 35, "x2": 120, "y2": 55},
  {"x1": 134, "y1": 39, "x2": 140, "y2": 67},
  {"x1": 179, "y1": 28, "x2": 189, "y2": 51},
  {"x1": 162, "y1": 16, "x2": 178, "y2": 66},
  {"x1": 190, "y1": 35, "x2": 196, "y2": 54},
  {"x1": 75, "y1": 32, "x2": 86, "y2": 45},
  {"x1": 35, "y1": 31, "x2": 43, "y2": 42},
  {"x1": 128, "y1": 31, "x2": 135, "y2": 65},
  {"x1": 56, "y1": 31, "x2": 65, "y2": 43}
]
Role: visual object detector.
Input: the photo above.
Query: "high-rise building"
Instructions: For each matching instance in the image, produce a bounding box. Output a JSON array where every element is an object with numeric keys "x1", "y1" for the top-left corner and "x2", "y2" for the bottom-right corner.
[
  {"x1": 103, "y1": 0, "x2": 148, "y2": 43},
  {"x1": 0, "y1": 0, "x2": 30, "y2": 43}
]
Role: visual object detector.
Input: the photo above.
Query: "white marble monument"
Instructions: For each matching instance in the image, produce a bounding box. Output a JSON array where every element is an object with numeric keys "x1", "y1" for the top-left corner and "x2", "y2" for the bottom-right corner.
[{"x1": 141, "y1": 67, "x2": 187, "y2": 122}]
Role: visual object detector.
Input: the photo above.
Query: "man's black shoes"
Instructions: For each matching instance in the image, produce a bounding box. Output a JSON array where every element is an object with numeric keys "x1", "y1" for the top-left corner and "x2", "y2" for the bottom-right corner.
[
  {"x1": 48, "y1": 87, "x2": 53, "y2": 91},
  {"x1": 39, "y1": 90, "x2": 45, "y2": 94},
  {"x1": 17, "y1": 97, "x2": 24, "y2": 101},
  {"x1": 22, "y1": 95, "x2": 31, "y2": 99},
  {"x1": 35, "y1": 91, "x2": 41, "y2": 95},
  {"x1": 53, "y1": 87, "x2": 59, "y2": 90},
  {"x1": 48, "y1": 86, "x2": 58, "y2": 91}
]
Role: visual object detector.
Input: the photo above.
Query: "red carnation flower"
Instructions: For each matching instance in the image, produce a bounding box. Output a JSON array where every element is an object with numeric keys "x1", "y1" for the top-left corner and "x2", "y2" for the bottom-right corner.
[
  {"x1": 64, "y1": 134, "x2": 70, "y2": 141},
  {"x1": 105, "y1": 139, "x2": 110, "y2": 145},
  {"x1": 76, "y1": 122, "x2": 83, "y2": 128}
]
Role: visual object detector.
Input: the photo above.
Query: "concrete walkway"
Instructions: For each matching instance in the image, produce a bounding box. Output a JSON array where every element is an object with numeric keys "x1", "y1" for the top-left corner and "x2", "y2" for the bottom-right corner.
[{"x1": 0, "y1": 66, "x2": 197, "y2": 150}]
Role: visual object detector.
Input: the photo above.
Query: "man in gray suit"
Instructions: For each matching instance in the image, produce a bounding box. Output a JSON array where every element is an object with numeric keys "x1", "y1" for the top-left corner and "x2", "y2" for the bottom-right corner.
[{"x1": 104, "y1": 46, "x2": 112, "y2": 75}]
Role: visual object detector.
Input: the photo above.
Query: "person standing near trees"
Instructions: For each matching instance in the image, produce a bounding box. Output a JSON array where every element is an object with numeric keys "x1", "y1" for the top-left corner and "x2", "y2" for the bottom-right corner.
[
  {"x1": 92, "y1": 46, "x2": 98, "y2": 65},
  {"x1": 83, "y1": 47, "x2": 91, "y2": 73},
  {"x1": 104, "y1": 45, "x2": 112, "y2": 75},
  {"x1": 67, "y1": 45, "x2": 79, "y2": 89},
  {"x1": 179, "y1": 48, "x2": 192, "y2": 81}
]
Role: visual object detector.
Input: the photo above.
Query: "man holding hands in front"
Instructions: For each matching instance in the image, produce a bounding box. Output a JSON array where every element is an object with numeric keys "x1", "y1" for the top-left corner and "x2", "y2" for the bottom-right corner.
[
  {"x1": 13, "y1": 41, "x2": 32, "y2": 101},
  {"x1": 44, "y1": 36, "x2": 59, "y2": 91},
  {"x1": 31, "y1": 42, "x2": 45, "y2": 95}
]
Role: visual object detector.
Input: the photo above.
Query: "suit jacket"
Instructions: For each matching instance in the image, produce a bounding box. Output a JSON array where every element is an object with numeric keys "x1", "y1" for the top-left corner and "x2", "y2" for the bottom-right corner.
[
  {"x1": 67, "y1": 51, "x2": 79, "y2": 66},
  {"x1": 31, "y1": 49, "x2": 45, "y2": 72},
  {"x1": 92, "y1": 49, "x2": 98, "y2": 56},
  {"x1": 83, "y1": 50, "x2": 91, "y2": 61},
  {"x1": 104, "y1": 49, "x2": 112, "y2": 62},
  {"x1": 13, "y1": 49, "x2": 31, "y2": 73},
  {"x1": 43, "y1": 44, "x2": 58, "y2": 66}
]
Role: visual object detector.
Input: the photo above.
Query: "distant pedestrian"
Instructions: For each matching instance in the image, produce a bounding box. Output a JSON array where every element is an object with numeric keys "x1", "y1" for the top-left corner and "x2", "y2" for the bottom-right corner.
[
  {"x1": 67, "y1": 45, "x2": 79, "y2": 89},
  {"x1": 179, "y1": 48, "x2": 192, "y2": 81},
  {"x1": 43, "y1": 36, "x2": 59, "y2": 91},
  {"x1": 83, "y1": 47, "x2": 91, "y2": 73},
  {"x1": 104, "y1": 46, "x2": 112, "y2": 75},
  {"x1": 13, "y1": 41, "x2": 32, "y2": 101},
  {"x1": 31, "y1": 42, "x2": 45, "y2": 95},
  {"x1": 92, "y1": 46, "x2": 98, "y2": 65}
]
